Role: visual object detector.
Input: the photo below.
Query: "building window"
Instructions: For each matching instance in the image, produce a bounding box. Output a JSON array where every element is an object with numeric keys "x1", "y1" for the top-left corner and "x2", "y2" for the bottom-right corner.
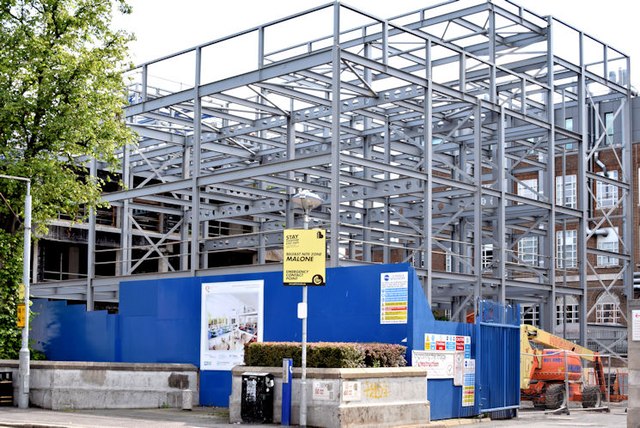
[
  {"x1": 565, "y1": 117, "x2": 574, "y2": 131},
  {"x1": 604, "y1": 112, "x2": 614, "y2": 145},
  {"x1": 518, "y1": 236, "x2": 539, "y2": 266},
  {"x1": 556, "y1": 229, "x2": 577, "y2": 268},
  {"x1": 595, "y1": 293, "x2": 621, "y2": 325},
  {"x1": 596, "y1": 170, "x2": 618, "y2": 208},
  {"x1": 556, "y1": 175, "x2": 576, "y2": 208},
  {"x1": 556, "y1": 295, "x2": 579, "y2": 325},
  {"x1": 521, "y1": 304, "x2": 539, "y2": 326},
  {"x1": 482, "y1": 244, "x2": 493, "y2": 269},
  {"x1": 564, "y1": 118, "x2": 575, "y2": 149},
  {"x1": 517, "y1": 178, "x2": 538, "y2": 201},
  {"x1": 597, "y1": 236, "x2": 619, "y2": 267}
]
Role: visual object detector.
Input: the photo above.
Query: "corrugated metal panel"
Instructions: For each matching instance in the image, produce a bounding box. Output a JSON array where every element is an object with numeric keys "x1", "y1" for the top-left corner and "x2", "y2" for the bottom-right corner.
[{"x1": 476, "y1": 301, "x2": 521, "y2": 416}]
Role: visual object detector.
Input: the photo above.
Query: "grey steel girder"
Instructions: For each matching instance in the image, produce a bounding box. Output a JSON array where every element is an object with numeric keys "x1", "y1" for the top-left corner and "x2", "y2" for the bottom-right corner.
[{"x1": 31, "y1": 0, "x2": 633, "y2": 360}]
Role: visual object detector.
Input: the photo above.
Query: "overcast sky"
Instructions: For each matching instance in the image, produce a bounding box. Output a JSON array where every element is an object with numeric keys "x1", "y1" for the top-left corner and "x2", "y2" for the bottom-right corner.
[{"x1": 114, "y1": 0, "x2": 639, "y2": 89}]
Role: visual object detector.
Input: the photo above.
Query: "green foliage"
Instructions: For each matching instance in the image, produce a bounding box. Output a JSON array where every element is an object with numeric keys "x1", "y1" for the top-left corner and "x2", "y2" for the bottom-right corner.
[
  {"x1": 244, "y1": 342, "x2": 407, "y2": 368},
  {"x1": 307, "y1": 342, "x2": 365, "y2": 368},
  {"x1": 0, "y1": 231, "x2": 23, "y2": 359},
  {"x1": 0, "y1": 0, "x2": 135, "y2": 233},
  {"x1": 0, "y1": 0, "x2": 135, "y2": 358},
  {"x1": 362, "y1": 343, "x2": 407, "y2": 368}
]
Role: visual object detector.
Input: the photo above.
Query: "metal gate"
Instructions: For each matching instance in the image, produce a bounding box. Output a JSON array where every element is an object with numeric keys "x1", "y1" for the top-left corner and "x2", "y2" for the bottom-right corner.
[{"x1": 475, "y1": 300, "x2": 521, "y2": 418}]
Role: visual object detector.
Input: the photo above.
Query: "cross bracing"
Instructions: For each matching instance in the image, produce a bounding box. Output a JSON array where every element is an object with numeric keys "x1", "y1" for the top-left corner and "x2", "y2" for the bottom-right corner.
[{"x1": 31, "y1": 0, "x2": 633, "y2": 355}]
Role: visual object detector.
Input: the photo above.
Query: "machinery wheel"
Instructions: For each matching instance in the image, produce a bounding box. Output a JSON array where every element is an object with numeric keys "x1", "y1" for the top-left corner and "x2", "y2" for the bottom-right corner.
[
  {"x1": 545, "y1": 384, "x2": 567, "y2": 409},
  {"x1": 582, "y1": 385, "x2": 602, "y2": 408}
]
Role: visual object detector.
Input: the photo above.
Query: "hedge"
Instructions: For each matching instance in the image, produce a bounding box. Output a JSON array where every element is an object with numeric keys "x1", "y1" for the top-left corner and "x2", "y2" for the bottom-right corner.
[{"x1": 244, "y1": 342, "x2": 406, "y2": 368}]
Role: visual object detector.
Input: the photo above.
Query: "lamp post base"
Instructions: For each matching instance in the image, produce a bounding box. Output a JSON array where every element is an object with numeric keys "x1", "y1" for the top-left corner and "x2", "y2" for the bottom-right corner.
[{"x1": 17, "y1": 347, "x2": 30, "y2": 408}]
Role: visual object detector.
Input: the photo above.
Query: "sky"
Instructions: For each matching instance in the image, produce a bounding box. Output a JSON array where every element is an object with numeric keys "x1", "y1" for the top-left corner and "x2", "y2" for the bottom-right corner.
[{"x1": 113, "y1": 0, "x2": 640, "y2": 89}]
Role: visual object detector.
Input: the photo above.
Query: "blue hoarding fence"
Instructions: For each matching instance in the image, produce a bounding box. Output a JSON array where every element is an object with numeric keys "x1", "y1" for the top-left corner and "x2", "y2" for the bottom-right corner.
[
  {"x1": 30, "y1": 267, "x2": 521, "y2": 420},
  {"x1": 476, "y1": 300, "x2": 520, "y2": 418}
]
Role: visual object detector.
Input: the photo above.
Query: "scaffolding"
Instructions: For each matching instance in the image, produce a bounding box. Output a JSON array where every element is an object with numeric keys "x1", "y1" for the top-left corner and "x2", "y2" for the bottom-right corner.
[{"x1": 31, "y1": 0, "x2": 633, "y2": 352}]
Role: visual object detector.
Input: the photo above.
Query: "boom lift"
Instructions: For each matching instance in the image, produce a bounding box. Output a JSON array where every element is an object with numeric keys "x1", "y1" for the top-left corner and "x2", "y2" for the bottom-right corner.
[{"x1": 520, "y1": 324, "x2": 627, "y2": 409}]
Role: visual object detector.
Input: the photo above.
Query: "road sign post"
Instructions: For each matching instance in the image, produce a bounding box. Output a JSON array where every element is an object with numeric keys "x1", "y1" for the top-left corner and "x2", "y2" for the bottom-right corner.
[{"x1": 287, "y1": 190, "x2": 324, "y2": 427}]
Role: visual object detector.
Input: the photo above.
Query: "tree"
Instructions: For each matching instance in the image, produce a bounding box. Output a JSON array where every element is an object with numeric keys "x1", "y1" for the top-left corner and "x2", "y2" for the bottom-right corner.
[{"x1": 0, "y1": 0, "x2": 135, "y2": 358}]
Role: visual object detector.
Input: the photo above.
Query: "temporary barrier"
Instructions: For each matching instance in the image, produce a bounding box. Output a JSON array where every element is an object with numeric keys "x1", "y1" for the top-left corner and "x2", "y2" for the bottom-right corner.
[
  {"x1": 407, "y1": 299, "x2": 520, "y2": 420},
  {"x1": 30, "y1": 264, "x2": 521, "y2": 420},
  {"x1": 31, "y1": 264, "x2": 408, "y2": 406},
  {"x1": 476, "y1": 300, "x2": 520, "y2": 417}
]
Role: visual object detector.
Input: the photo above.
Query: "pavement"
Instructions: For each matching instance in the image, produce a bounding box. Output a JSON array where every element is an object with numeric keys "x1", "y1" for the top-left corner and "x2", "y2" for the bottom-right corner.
[
  {"x1": 0, "y1": 402, "x2": 628, "y2": 428},
  {"x1": 0, "y1": 406, "x2": 243, "y2": 428},
  {"x1": 0, "y1": 405, "x2": 482, "y2": 428}
]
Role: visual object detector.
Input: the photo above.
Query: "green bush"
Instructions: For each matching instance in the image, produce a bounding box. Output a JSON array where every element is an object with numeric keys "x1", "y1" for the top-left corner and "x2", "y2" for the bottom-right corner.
[
  {"x1": 362, "y1": 343, "x2": 407, "y2": 368},
  {"x1": 244, "y1": 342, "x2": 406, "y2": 368}
]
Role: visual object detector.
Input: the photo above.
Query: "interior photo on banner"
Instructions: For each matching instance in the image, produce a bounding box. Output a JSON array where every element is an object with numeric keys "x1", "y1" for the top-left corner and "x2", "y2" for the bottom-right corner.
[{"x1": 200, "y1": 280, "x2": 264, "y2": 370}]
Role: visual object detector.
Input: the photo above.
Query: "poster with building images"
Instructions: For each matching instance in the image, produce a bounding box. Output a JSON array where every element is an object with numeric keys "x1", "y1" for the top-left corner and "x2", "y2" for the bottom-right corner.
[
  {"x1": 380, "y1": 271, "x2": 408, "y2": 324},
  {"x1": 462, "y1": 358, "x2": 475, "y2": 407},
  {"x1": 200, "y1": 280, "x2": 264, "y2": 371}
]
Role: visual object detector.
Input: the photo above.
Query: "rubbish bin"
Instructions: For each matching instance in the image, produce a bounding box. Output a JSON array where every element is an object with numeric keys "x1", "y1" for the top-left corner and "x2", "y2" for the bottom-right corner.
[
  {"x1": 241, "y1": 372, "x2": 275, "y2": 423},
  {"x1": 0, "y1": 371, "x2": 13, "y2": 406}
]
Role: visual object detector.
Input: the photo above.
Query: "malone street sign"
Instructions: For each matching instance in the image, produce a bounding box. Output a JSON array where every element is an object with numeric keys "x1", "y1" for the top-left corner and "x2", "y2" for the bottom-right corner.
[{"x1": 283, "y1": 229, "x2": 326, "y2": 286}]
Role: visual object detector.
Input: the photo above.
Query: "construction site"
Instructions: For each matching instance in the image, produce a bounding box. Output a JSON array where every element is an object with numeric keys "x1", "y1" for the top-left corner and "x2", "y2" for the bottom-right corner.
[{"x1": 29, "y1": 0, "x2": 634, "y2": 362}]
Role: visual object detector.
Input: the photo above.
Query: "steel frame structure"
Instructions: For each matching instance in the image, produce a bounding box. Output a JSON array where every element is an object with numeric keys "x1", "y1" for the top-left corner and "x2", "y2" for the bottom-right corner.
[{"x1": 32, "y1": 0, "x2": 633, "y2": 351}]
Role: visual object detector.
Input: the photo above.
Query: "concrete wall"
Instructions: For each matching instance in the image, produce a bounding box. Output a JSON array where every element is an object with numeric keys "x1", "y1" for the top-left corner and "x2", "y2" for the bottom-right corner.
[
  {"x1": 0, "y1": 360, "x2": 198, "y2": 410},
  {"x1": 229, "y1": 366, "x2": 429, "y2": 427}
]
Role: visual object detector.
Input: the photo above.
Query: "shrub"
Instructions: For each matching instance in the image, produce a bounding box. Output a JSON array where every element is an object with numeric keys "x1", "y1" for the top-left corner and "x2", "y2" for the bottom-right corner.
[
  {"x1": 362, "y1": 343, "x2": 407, "y2": 368},
  {"x1": 244, "y1": 342, "x2": 406, "y2": 368},
  {"x1": 244, "y1": 342, "x2": 300, "y2": 367}
]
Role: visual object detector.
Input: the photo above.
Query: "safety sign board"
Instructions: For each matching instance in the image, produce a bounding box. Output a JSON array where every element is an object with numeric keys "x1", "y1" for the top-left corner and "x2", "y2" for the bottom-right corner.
[{"x1": 283, "y1": 229, "x2": 326, "y2": 286}]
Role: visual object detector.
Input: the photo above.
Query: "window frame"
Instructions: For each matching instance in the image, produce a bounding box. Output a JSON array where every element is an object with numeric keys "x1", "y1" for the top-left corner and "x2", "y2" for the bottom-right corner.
[
  {"x1": 517, "y1": 178, "x2": 539, "y2": 201},
  {"x1": 556, "y1": 174, "x2": 577, "y2": 208},
  {"x1": 556, "y1": 229, "x2": 577, "y2": 269},
  {"x1": 597, "y1": 239, "x2": 619, "y2": 267},
  {"x1": 596, "y1": 170, "x2": 618, "y2": 208},
  {"x1": 595, "y1": 293, "x2": 621, "y2": 325},
  {"x1": 604, "y1": 112, "x2": 614, "y2": 146},
  {"x1": 521, "y1": 304, "x2": 539, "y2": 326},
  {"x1": 556, "y1": 295, "x2": 579, "y2": 325},
  {"x1": 518, "y1": 236, "x2": 539, "y2": 266}
]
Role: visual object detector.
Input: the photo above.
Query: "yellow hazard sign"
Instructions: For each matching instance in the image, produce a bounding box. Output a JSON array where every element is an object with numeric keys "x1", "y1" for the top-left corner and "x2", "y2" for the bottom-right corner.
[
  {"x1": 17, "y1": 303, "x2": 26, "y2": 328},
  {"x1": 283, "y1": 229, "x2": 326, "y2": 286}
]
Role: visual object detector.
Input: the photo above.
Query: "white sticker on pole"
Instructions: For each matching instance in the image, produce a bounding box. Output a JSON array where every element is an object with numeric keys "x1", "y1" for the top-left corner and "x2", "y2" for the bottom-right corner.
[{"x1": 297, "y1": 302, "x2": 308, "y2": 319}]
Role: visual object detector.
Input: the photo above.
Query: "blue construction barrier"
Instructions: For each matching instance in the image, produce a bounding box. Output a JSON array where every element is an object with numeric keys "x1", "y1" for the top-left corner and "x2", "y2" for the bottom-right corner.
[{"x1": 30, "y1": 264, "x2": 520, "y2": 419}]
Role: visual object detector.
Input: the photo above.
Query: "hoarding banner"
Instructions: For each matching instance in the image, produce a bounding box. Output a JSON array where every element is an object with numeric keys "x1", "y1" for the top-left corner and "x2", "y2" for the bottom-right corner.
[
  {"x1": 380, "y1": 271, "x2": 408, "y2": 324},
  {"x1": 200, "y1": 280, "x2": 264, "y2": 371}
]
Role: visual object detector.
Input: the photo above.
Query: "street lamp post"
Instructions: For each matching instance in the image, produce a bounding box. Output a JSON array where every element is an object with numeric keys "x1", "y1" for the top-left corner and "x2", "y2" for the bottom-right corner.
[
  {"x1": 290, "y1": 190, "x2": 323, "y2": 427},
  {"x1": 0, "y1": 175, "x2": 31, "y2": 409}
]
